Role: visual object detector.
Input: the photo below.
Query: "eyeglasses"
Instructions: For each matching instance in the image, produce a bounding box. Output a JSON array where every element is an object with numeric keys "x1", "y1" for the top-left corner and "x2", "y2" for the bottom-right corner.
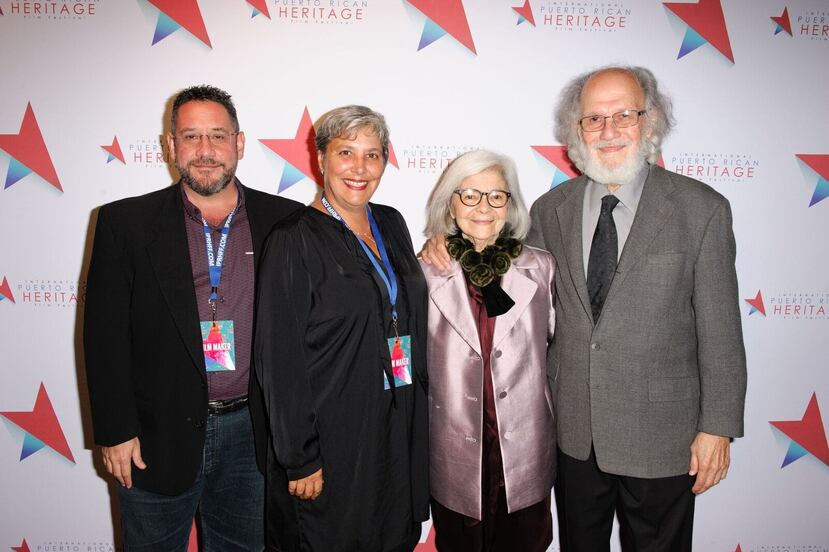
[
  {"x1": 454, "y1": 188, "x2": 511, "y2": 208},
  {"x1": 175, "y1": 131, "x2": 238, "y2": 147},
  {"x1": 578, "y1": 109, "x2": 646, "y2": 132}
]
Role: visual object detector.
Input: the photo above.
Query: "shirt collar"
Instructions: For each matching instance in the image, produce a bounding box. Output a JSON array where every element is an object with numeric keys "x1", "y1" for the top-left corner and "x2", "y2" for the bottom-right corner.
[
  {"x1": 181, "y1": 179, "x2": 245, "y2": 225},
  {"x1": 587, "y1": 164, "x2": 648, "y2": 212}
]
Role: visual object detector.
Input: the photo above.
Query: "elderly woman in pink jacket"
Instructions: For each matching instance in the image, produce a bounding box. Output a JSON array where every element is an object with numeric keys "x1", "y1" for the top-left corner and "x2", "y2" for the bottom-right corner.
[{"x1": 420, "y1": 149, "x2": 556, "y2": 551}]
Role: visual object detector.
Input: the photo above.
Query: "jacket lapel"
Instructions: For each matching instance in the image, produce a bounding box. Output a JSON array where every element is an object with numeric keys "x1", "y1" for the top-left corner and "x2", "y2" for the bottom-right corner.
[
  {"x1": 492, "y1": 254, "x2": 538, "y2": 348},
  {"x1": 429, "y1": 264, "x2": 482, "y2": 356},
  {"x1": 555, "y1": 177, "x2": 593, "y2": 320},
  {"x1": 603, "y1": 165, "x2": 676, "y2": 309},
  {"x1": 146, "y1": 184, "x2": 205, "y2": 378}
]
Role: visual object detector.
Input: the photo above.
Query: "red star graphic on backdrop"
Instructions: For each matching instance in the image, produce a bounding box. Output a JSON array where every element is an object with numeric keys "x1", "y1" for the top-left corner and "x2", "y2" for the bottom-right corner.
[
  {"x1": 770, "y1": 393, "x2": 829, "y2": 467},
  {"x1": 532, "y1": 146, "x2": 580, "y2": 178},
  {"x1": 0, "y1": 103, "x2": 62, "y2": 192},
  {"x1": 0, "y1": 276, "x2": 15, "y2": 303},
  {"x1": 408, "y1": 0, "x2": 476, "y2": 54},
  {"x1": 513, "y1": 0, "x2": 536, "y2": 26},
  {"x1": 664, "y1": 0, "x2": 734, "y2": 63},
  {"x1": 259, "y1": 107, "x2": 322, "y2": 192},
  {"x1": 734, "y1": 545, "x2": 743, "y2": 552},
  {"x1": 247, "y1": 0, "x2": 270, "y2": 18},
  {"x1": 771, "y1": 7, "x2": 792, "y2": 36},
  {"x1": 796, "y1": 154, "x2": 829, "y2": 207},
  {"x1": 101, "y1": 136, "x2": 126, "y2": 164},
  {"x1": 744, "y1": 290, "x2": 765, "y2": 315},
  {"x1": 147, "y1": 0, "x2": 211, "y2": 47},
  {"x1": 414, "y1": 526, "x2": 436, "y2": 551},
  {"x1": 0, "y1": 383, "x2": 75, "y2": 463},
  {"x1": 12, "y1": 539, "x2": 31, "y2": 552},
  {"x1": 386, "y1": 143, "x2": 399, "y2": 169}
]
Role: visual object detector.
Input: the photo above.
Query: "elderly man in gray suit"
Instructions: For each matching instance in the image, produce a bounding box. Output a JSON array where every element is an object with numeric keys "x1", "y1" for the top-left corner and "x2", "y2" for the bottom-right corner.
[
  {"x1": 528, "y1": 65, "x2": 746, "y2": 551},
  {"x1": 423, "y1": 65, "x2": 746, "y2": 551}
]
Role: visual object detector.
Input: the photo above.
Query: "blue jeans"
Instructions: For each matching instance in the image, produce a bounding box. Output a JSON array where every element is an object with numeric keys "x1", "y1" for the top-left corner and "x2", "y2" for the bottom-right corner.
[{"x1": 117, "y1": 407, "x2": 264, "y2": 551}]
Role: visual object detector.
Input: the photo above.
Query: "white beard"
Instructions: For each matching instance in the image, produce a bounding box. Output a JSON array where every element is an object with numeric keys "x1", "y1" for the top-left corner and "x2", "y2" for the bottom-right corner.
[{"x1": 576, "y1": 138, "x2": 647, "y2": 187}]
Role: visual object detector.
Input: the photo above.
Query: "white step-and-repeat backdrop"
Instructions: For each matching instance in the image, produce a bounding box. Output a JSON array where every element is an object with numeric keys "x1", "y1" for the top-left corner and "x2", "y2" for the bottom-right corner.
[{"x1": 1, "y1": 1, "x2": 827, "y2": 551}]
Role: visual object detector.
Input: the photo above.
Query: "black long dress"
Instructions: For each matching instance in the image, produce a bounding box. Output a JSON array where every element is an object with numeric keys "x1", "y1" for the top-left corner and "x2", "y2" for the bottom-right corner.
[{"x1": 254, "y1": 205, "x2": 429, "y2": 552}]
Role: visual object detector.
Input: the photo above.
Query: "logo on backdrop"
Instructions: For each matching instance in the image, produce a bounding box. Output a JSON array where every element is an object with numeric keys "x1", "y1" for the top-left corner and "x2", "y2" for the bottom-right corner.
[
  {"x1": 744, "y1": 289, "x2": 827, "y2": 320},
  {"x1": 10, "y1": 539, "x2": 114, "y2": 551},
  {"x1": 669, "y1": 152, "x2": 758, "y2": 184},
  {"x1": 773, "y1": 6, "x2": 828, "y2": 41},
  {"x1": 0, "y1": 0, "x2": 99, "y2": 19},
  {"x1": 247, "y1": 0, "x2": 269, "y2": 19},
  {"x1": 100, "y1": 136, "x2": 168, "y2": 167},
  {"x1": 795, "y1": 154, "x2": 829, "y2": 207},
  {"x1": 405, "y1": 0, "x2": 476, "y2": 54},
  {"x1": 512, "y1": 0, "x2": 534, "y2": 26},
  {"x1": 13, "y1": 278, "x2": 86, "y2": 307},
  {"x1": 273, "y1": 0, "x2": 368, "y2": 24},
  {"x1": 770, "y1": 7, "x2": 792, "y2": 36},
  {"x1": 259, "y1": 107, "x2": 322, "y2": 193},
  {"x1": 663, "y1": 0, "x2": 734, "y2": 63},
  {"x1": 145, "y1": 0, "x2": 211, "y2": 48},
  {"x1": 0, "y1": 276, "x2": 15, "y2": 304},
  {"x1": 101, "y1": 136, "x2": 125, "y2": 164},
  {"x1": 0, "y1": 103, "x2": 62, "y2": 193},
  {"x1": 0, "y1": 383, "x2": 75, "y2": 464},
  {"x1": 533, "y1": 1, "x2": 631, "y2": 32},
  {"x1": 531, "y1": 145, "x2": 580, "y2": 188},
  {"x1": 744, "y1": 290, "x2": 765, "y2": 316},
  {"x1": 399, "y1": 144, "x2": 479, "y2": 174},
  {"x1": 769, "y1": 393, "x2": 829, "y2": 469}
]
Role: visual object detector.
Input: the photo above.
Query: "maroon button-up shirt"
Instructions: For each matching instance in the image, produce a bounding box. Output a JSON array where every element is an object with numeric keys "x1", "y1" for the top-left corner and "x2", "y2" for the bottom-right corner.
[{"x1": 181, "y1": 181, "x2": 254, "y2": 400}]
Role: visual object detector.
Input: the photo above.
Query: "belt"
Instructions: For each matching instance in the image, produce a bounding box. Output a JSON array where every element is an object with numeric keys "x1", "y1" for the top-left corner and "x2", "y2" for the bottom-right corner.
[{"x1": 206, "y1": 396, "x2": 248, "y2": 416}]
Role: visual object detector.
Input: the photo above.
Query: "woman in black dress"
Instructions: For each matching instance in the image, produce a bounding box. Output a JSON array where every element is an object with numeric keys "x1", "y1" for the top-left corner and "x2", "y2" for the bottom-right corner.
[{"x1": 254, "y1": 105, "x2": 429, "y2": 552}]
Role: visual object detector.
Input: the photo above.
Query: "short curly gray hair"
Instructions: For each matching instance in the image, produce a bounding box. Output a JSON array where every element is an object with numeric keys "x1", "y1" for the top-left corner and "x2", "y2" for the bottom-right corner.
[
  {"x1": 555, "y1": 65, "x2": 675, "y2": 170},
  {"x1": 315, "y1": 105, "x2": 390, "y2": 163},
  {"x1": 424, "y1": 150, "x2": 531, "y2": 240}
]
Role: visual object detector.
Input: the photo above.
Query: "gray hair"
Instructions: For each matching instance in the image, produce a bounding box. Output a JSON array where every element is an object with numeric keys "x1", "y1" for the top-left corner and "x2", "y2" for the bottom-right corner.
[
  {"x1": 315, "y1": 105, "x2": 390, "y2": 163},
  {"x1": 554, "y1": 65, "x2": 675, "y2": 169},
  {"x1": 425, "y1": 150, "x2": 531, "y2": 240}
]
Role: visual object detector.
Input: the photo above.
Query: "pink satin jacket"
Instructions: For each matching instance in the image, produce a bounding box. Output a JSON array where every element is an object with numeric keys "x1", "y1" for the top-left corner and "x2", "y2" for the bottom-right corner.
[{"x1": 420, "y1": 245, "x2": 556, "y2": 519}]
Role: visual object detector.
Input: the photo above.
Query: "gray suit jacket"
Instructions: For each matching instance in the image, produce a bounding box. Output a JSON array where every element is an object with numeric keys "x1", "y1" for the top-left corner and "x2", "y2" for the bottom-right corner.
[{"x1": 527, "y1": 164, "x2": 746, "y2": 478}]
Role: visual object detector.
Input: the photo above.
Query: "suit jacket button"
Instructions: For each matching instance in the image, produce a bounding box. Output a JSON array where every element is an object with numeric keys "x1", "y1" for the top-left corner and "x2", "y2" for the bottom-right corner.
[
  {"x1": 494, "y1": 350, "x2": 502, "y2": 358},
  {"x1": 195, "y1": 420, "x2": 203, "y2": 428},
  {"x1": 591, "y1": 342, "x2": 600, "y2": 351},
  {"x1": 499, "y1": 391, "x2": 507, "y2": 399}
]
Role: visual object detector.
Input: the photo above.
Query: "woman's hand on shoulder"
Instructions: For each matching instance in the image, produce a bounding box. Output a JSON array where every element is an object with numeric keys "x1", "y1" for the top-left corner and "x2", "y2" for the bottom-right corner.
[{"x1": 419, "y1": 235, "x2": 452, "y2": 272}]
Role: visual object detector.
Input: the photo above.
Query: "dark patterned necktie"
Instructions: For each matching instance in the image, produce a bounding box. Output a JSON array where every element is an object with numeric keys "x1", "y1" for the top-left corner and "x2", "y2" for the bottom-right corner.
[{"x1": 587, "y1": 195, "x2": 620, "y2": 324}]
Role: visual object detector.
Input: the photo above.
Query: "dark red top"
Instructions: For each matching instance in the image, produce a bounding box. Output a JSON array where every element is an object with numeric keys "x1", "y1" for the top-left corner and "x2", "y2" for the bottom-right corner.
[{"x1": 182, "y1": 182, "x2": 254, "y2": 400}]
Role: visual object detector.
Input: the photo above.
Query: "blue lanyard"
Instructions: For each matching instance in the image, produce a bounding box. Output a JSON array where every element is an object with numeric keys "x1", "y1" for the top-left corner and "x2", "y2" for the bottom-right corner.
[
  {"x1": 321, "y1": 194, "x2": 399, "y2": 329},
  {"x1": 202, "y1": 205, "x2": 238, "y2": 319}
]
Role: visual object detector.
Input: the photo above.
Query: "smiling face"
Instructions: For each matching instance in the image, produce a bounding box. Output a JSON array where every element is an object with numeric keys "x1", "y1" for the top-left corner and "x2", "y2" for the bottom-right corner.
[
  {"x1": 167, "y1": 100, "x2": 245, "y2": 197},
  {"x1": 450, "y1": 168, "x2": 509, "y2": 251},
  {"x1": 318, "y1": 128, "x2": 386, "y2": 216},
  {"x1": 577, "y1": 69, "x2": 649, "y2": 186}
]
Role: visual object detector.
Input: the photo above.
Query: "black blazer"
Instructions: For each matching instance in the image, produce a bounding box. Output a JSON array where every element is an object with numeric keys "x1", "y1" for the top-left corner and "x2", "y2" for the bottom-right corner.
[{"x1": 83, "y1": 181, "x2": 301, "y2": 495}]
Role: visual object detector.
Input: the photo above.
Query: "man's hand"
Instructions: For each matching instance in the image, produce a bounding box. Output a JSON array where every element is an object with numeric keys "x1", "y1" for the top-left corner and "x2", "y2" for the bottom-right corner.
[
  {"x1": 102, "y1": 437, "x2": 146, "y2": 488},
  {"x1": 289, "y1": 468, "x2": 324, "y2": 500},
  {"x1": 419, "y1": 235, "x2": 452, "y2": 271},
  {"x1": 689, "y1": 432, "x2": 730, "y2": 494}
]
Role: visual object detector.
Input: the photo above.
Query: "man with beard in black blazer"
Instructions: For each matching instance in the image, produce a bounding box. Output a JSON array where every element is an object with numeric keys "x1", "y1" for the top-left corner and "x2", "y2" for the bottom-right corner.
[{"x1": 84, "y1": 85, "x2": 301, "y2": 550}]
